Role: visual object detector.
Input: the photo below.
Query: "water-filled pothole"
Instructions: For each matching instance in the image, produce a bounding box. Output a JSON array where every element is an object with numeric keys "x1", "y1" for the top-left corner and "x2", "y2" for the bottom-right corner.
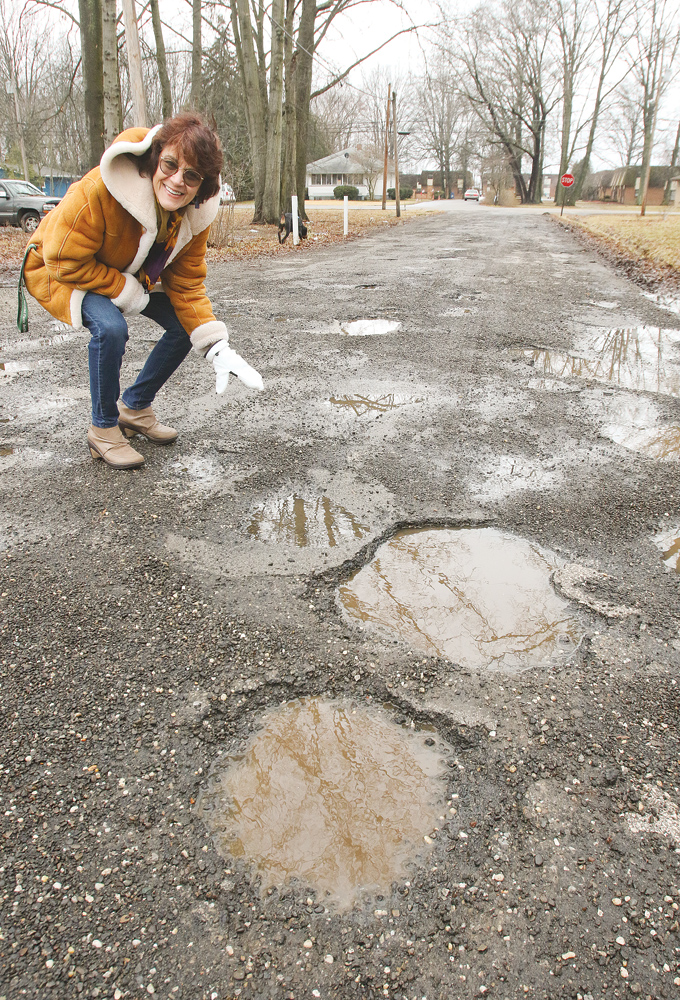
[
  {"x1": 341, "y1": 320, "x2": 401, "y2": 336},
  {"x1": 328, "y1": 393, "x2": 423, "y2": 417},
  {"x1": 198, "y1": 697, "x2": 448, "y2": 909},
  {"x1": 654, "y1": 524, "x2": 680, "y2": 573},
  {"x1": 339, "y1": 527, "x2": 582, "y2": 670},
  {"x1": 600, "y1": 397, "x2": 680, "y2": 460},
  {"x1": 247, "y1": 493, "x2": 370, "y2": 547},
  {"x1": 522, "y1": 327, "x2": 680, "y2": 396},
  {"x1": 642, "y1": 291, "x2": 680, "y2": 317}
]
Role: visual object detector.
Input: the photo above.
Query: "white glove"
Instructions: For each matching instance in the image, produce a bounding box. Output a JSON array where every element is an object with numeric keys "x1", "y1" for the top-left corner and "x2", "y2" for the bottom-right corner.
[
  {"x1": 206, "y1": 339, "x2": 264, "y2": 394},
  {"x1": 111, "y1": 273, "x2": 149, "y2": 316}
]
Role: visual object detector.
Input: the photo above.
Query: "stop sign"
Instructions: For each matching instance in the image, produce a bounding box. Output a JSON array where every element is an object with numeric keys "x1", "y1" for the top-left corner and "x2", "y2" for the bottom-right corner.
[{"x1": 560, "y1": 173, "x2": 575, "y2": 187}]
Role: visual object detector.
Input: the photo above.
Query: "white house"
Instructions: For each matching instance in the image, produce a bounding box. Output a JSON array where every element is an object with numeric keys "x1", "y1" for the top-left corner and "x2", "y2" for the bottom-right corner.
[{"x1": 306, "y1": 147, "x2": 395, "y2": 200}]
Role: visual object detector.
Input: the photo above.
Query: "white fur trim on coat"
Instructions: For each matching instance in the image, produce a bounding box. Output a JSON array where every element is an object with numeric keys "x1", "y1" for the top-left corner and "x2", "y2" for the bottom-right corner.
[
  {"x1": 70, "y1": 289, "x2": 86, "y2": 330},
  {"x1": 190, "y1": 320, "x2": 229, "y2": 355},
  {"x1": 111, "y1": 272, "x2": 148, "y2": 314}
]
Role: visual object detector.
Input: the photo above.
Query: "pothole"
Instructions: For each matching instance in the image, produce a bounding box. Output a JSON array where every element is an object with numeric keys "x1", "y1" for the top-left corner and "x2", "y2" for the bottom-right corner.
[
  {"x1": 0, "y1": 447, "x2": 54, "y2": 468},
  {"x1": 197, "y1": 697, "x2": 449, "y2": 910},
  {"x1": 328, "y1": 393, "x2": 423, "y2": 417},
  {"x1": 169, "y1": 455, "x2": 221, "y2": 487},
  {"x1": 340, "y1": 320, "x2": 401, "y2": 337},
  {"x1": 600, "y1": 396, "x2": 680, "y2": 460},
  {"x1": 441, "y1": 307, "x2": 475, "y2": 318},
  {"x1": 654, "y1": 523, "x2": 680, "y2": 573},
  {"x1": 0, "y1": 361, "x2": 32, "y2": 374},
  {"x1": 642, "y1": 290, "x2": 680, "y2": 317},
  {"x1": 338, "y1": 527, "x2": 582, "y2": 670},
  {"x1": 247, "y1": 493, "x2": 370, "y2": 547},
  {"x1": 522, "y1": 326, "x2": 680, "y2": 396}
]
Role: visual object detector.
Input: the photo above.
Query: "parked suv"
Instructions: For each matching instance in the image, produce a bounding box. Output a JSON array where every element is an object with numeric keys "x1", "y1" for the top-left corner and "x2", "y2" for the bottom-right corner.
[{"x1": 0, "y1": 179, "x2": 61, "y2": 232}]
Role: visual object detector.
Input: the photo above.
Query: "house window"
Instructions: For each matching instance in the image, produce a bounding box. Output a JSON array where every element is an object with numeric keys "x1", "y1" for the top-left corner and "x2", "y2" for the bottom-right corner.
[{"x1": 312, "y1": 174, "x2": 321, "y2": 184}]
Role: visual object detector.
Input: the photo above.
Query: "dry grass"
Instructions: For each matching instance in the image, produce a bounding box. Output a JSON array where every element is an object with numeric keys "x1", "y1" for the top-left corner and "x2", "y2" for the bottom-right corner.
[
  {"x1": 205, "y1": 202, "x2": 418, "y2": 261},
  {"x1": 565, "y1": 212, "x2": 680, "y2": 286}
]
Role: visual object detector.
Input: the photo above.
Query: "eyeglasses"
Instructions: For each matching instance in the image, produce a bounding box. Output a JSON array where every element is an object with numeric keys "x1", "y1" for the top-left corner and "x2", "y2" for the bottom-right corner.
[{"x1": 158, "y1": 156, "x2": 203, "y2": 188}]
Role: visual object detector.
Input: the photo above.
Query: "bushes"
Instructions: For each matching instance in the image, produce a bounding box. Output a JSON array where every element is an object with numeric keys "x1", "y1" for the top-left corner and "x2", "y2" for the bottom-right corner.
[
  {"x1": 334, "y1": 185, "x2": 359, "y2": 200},
  {"x1": 387, "y1": 187, "x2": 414, "y2": 200}
]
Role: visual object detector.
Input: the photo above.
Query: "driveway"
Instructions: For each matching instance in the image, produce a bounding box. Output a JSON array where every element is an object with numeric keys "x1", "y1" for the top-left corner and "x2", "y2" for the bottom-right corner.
[{"x1": 1, "y1": 208, "x2": 679, "y2": 1000}]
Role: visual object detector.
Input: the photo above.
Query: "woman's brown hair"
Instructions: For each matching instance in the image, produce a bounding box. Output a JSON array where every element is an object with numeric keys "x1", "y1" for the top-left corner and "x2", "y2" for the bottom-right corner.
[{"x1": 137, "y1": 111, "x2": 223, "y2": 204}]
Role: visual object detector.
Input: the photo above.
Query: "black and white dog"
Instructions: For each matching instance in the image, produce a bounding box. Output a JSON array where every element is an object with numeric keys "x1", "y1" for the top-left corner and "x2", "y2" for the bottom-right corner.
[{"x1": 278, "y1": 213, "x2": 308, "y2": 244}]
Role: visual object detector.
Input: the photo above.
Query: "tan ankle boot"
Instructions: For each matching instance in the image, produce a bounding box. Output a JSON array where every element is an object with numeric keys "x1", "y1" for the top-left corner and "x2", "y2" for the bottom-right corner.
[
  {"x1": 88, "y1": 424, "x2": 145, "y2": 469},
  {"x1": 118, "y1": 403, "x2": 178, "y2": 444}
]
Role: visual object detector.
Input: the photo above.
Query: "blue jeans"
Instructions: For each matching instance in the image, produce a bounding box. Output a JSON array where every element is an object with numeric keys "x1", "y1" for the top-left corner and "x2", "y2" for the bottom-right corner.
[{"x1": 82, "y1": 291, "x2": 192, "y2": 428}]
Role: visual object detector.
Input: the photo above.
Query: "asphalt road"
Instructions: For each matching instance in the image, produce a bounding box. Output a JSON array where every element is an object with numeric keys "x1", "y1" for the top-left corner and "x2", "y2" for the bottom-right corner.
[{"x1": 1, "y1": 205, "x2": 680, "y2": 1000}]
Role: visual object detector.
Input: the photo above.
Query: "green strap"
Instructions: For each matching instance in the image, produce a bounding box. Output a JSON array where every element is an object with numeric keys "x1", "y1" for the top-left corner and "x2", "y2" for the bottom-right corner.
[{"x1": 17, "y1": 242, "x2": 38, "y2": 334}]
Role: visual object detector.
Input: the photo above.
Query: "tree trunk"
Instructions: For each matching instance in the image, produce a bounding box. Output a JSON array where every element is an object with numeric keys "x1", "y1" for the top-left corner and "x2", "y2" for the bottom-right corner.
[
  {"x1": 294, "y1": 0, "x2": 316, "y2": 219},
  {"x1": 78, "y1": 0, "x2": 105, "y2": 167},
  {"x1": 639, "y1": 88, "x2": 659, "y2": 216},
  {"x1": 663, "y1": 119, "x2": 680, "y2": 204},
  {"x1": 231, "y1": 0, "x2": 267, "y2": 222},
  {"x1": 262, "y1": 0, "x2": 285, "y2": 222},
  {"x1": 102, "y1": 0, "x2": 122, "y2": 144},
  {"x1": 150, "y1": 0, "x2": 172, "y2": 120},
  {"x1": 191, "y1": 0, "x2": 201, "y2": 109},
  {"x1": 281, "y1": 0, "x2": 296, "y2": 213}
]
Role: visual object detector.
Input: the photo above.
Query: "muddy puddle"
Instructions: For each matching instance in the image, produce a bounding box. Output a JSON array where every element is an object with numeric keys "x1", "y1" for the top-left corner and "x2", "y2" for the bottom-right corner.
[
  {"x1": 328, "y1": 393, "x2": 423, "y2": 417},
  {"x1": 198, "y1": 697, "x2": 448, "y2": 909},
  {"x1": 339, "y1": 527, "x2": 582, "y2": 670},
  {"x1": 522, "y1": 326, "x2": 680, "y2": 396},
  {"x1": 0, "y1": 447, "x2": 54, "y2": 468},
  {"x1": 0, "y1": 361, "x2": 32, "y2": 374},
  {"x1": 643, "y1": 291, "x2": 680, "y2": 317},
  {"x1": 654, "y1": 524, "x2": 680, "y2": 573},
  {"x1": 248, "y1": 493, "x2": 370, "y2": 547},
  {"x1": 601, "y1": 398, "x2": 680, "y2": 460},
  {"x1": 341, "y1": 320, "x2": 401, "y2": 337},
  {"x1": 583, "y1": 300, "x2": 619, "y2": 310}
]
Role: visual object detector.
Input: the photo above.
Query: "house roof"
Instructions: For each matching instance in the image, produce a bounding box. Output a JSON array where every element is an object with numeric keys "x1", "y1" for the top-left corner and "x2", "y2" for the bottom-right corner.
[
  {"x1": 611, "y1": 165, "x2": 673, "y2": 187},
  {"x1": 307, "y1": 147, "x2": 379, "y2": 173}
]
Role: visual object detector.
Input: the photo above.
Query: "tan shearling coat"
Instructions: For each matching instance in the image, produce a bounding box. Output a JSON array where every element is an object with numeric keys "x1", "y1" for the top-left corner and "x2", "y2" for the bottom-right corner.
[{"x1": 23, "y1": 125, "x2": 227, "y2": 354}]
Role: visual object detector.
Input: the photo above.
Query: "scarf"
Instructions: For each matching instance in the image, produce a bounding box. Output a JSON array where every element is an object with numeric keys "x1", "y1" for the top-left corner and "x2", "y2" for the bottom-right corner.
[{"x1": 137, "y1": 202, "x2": 184, "y2": 292}]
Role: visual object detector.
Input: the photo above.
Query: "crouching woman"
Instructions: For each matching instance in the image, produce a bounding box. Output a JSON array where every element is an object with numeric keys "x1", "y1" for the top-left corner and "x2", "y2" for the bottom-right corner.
[{"x1": 23, "y1": 112, "x2": 262, "y2": 469}]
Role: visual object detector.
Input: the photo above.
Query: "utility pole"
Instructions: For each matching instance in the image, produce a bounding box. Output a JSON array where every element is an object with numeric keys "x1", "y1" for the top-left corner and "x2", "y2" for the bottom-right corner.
[
  {"x1": 121, "y1": 0, "x2": 147, "y2": 127},
  {"x1": 6, "y1": 74, "x2": 29, "y2": 181},
  {"x1": 392, "y1": 91, "x2": 400, "y2": 219},
  {"x1": 381, "y1": 83, "x2": 391, "y2": 211}
]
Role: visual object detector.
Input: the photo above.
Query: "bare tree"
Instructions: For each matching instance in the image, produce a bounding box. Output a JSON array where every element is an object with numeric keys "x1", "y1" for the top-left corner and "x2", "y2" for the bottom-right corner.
[
  {"x1": 602, "y1": 84, "x2": 645, "y2": 165},
  {"x1": 456, "y1": 0, "x2": 560, "y2": 203},
  {"x1": 570, "y1": 0, "x2": 636, "y2": 201},
  {"x1": 415, "y1": 56, "x2": 467, "y2": 197},
  {"x1": 191, "y1": 0, "x2": 201, "y2": 108},
  {"x1": 630, "y1": 0, "x2": 680, "y2": 214},
  {"x1": 554, "y1": 0, "x2": 596, "y2": 201},
  {"x1": 102, "y1": 0, "x2": 122, "y2": 143},
  {"x1": 229, "y1": 0, "x2": 426, "y2": 222},
  {"x1": 309, "y1": 85, "x2": 363, "y2": 153},
  {"x1": 78, "y1": 0, "x2": 104, "y2": 165},
  {"x1": 150, "y1": 0, "x2": 172, "y2": 120}
]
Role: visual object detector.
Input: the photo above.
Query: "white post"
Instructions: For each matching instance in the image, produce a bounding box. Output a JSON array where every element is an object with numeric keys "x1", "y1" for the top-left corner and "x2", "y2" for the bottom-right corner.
[
  {"x1": 291, "y1": 194, "x2": 299, "y2": 246},
  {"x1": 344, "y1": 195, "x2": 349, "y2": 235}
]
